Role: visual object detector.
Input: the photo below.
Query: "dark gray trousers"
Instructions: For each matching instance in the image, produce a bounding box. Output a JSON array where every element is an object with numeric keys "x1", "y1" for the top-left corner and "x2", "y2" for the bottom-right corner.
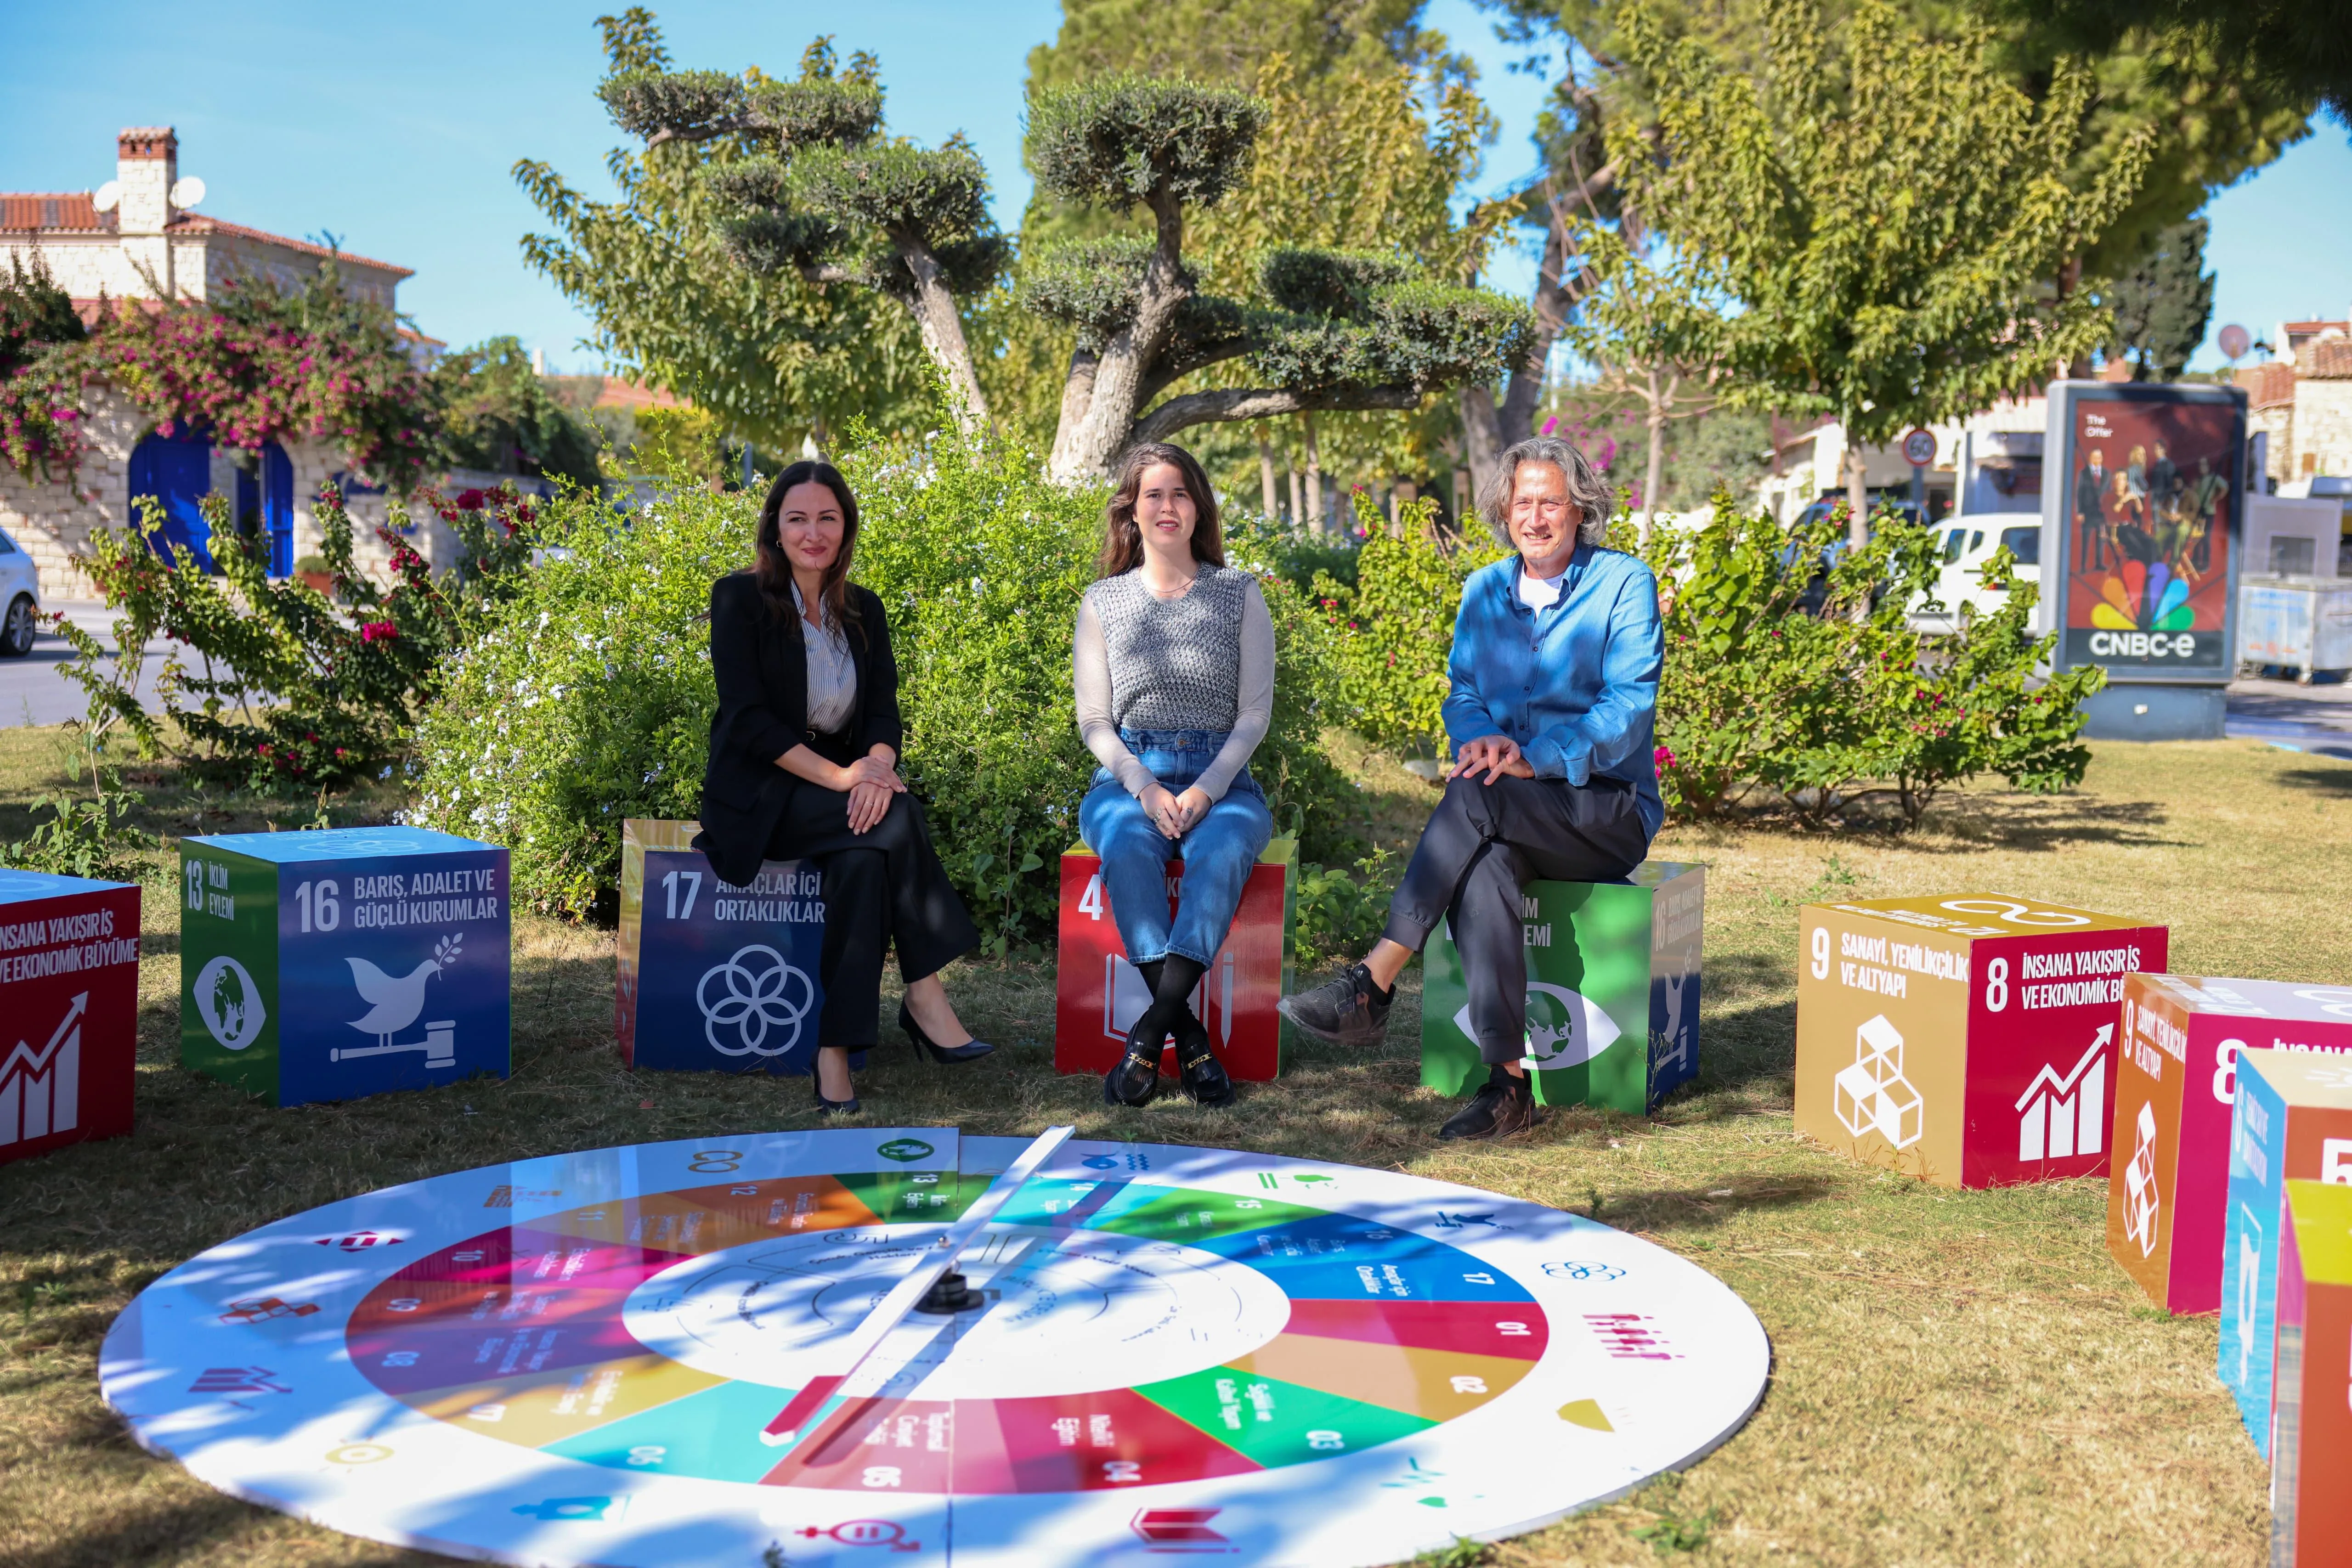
[{"x1": 1383, "y1": 773, "x2": 1650, "y2": 1066}]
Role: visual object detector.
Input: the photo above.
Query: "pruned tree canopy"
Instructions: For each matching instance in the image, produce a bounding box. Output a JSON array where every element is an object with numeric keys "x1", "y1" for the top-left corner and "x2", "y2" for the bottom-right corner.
[{"x1": 595, "y1": 29, "x2": 1005, "y2": 429}]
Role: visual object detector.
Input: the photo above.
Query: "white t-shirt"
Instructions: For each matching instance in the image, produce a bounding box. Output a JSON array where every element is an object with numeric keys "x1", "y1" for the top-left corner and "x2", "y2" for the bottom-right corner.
[{"x1": 1517, "y1": 565, "x2": 1567, "y2": 612}]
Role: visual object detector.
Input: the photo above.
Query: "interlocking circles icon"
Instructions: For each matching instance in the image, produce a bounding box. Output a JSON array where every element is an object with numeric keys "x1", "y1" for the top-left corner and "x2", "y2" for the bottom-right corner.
[{"x1": 695, "y1": 945, "x2": 815, "y2": 1057}]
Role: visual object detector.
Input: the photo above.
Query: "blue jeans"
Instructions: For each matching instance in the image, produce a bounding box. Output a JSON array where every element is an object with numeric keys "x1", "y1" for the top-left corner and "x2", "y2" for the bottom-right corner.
[{"x1": 1079, "y1": 728, "x2": 1275, "y2": 969}]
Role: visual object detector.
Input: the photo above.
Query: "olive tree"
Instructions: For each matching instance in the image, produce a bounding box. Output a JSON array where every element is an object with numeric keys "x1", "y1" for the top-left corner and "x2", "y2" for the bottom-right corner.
[
  {"x1": 597, "y1": 33, "x2": 1008, "y2": 431},
  {"x1": 597, "y1": 23, "x2": 1532, "y2": 481}
]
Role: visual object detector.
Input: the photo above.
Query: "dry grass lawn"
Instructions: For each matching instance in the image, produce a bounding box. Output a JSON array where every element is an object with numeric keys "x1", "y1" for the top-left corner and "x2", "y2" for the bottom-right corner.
[{"x1": 4, "y1": 726, "x2": 2343, "y2": 1566}]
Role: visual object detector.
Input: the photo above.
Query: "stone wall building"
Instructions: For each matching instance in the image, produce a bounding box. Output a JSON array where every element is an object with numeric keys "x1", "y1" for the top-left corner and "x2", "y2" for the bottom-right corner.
[
  {"x1": 0, "y1": 126, "x2": 460, "y2": 599},
  {"x1": 2243, "y1": 322, "x2": 2352, "y2": 489}
]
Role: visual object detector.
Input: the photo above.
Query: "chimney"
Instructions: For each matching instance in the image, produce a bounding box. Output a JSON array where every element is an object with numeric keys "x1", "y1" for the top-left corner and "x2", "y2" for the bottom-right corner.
[{"x1": 116, "y1": 126, "x2": 178, "y2": 236}]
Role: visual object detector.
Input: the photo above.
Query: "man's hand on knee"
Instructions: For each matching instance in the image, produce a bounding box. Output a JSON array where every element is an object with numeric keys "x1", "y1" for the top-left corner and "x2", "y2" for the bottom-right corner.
[{"x1": 1449, "y1": 734, "x2": 1534, "y2": 784}]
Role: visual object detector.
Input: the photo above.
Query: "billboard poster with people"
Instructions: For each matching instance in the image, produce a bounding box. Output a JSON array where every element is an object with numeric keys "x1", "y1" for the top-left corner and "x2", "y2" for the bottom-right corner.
[{"x1": 2052, "y1": 384, "x2": 2246, "y2": 678}]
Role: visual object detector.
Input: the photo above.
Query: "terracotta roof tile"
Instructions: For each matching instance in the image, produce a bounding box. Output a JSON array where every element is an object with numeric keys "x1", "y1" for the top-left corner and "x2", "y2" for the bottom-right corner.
[
  {"x1": 2304, "y1": 340, "x2": 2352, "y2": 380},
  {"x1": 164, "y1": 215, "x2": 412, "y2": 278},
  {"x1": 0, "y1": 193, "x2": 107, "y2": 231}
]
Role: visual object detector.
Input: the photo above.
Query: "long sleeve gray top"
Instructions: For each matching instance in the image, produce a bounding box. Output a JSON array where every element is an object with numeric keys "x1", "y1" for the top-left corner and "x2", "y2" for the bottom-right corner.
[{"x1": 1073, "y1": 564, "x2": 1275, "y2": 802}]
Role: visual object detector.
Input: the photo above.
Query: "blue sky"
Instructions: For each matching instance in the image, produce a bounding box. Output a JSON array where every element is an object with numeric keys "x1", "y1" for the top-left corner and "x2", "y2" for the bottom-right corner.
[{"x1": 2, "y1": 0, "x2": 2341, "y2": 374}]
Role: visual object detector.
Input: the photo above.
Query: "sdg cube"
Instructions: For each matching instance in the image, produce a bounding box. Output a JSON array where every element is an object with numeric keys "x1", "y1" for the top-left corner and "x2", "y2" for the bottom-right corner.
[
  {"x1": 1054, "y1": 839, "x2": 1297, "y2": 1082},
  {"x1": 1420, "y1": 862, "x2": 1704, "y2": 1115},
  {"x1": 2220, "y1": 1043, "x2": 2352, "y2": 1457},
  {"x1": 180, "y1": 827, "x2": 509, "y2": 1107},
  {"x1": 2107, "y1": 976, "x2": 2352, "y2": 1316},
  {"x1": 1795, "y1": 894, "x2": 2166, "y2": 1188},
  {"x1": 2271, "y1": 1179, "x2": 2352, "y2": 1567},
  {"x1": 0, "y1": 869, "x2": 140, "y2": 1165},
  {"x1": 616, "y1": 818, "x2": 830, "y2": 1075}
]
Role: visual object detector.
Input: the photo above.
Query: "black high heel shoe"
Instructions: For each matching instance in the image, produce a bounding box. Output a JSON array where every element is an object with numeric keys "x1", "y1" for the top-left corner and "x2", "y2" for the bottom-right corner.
[
  {"x1": 1174, "y1": 1014, "x2": 1234, "y2": 1108},
  {"x1": 1103, "y1": 1018, "x2": 1162, "y2": 1107},
  {"x1": 813, "y1": 1079, "x2": 861, "y2": 1117},
  {"x1": 899, "y1": 1003, "x2": 994, "y2": 1065}
]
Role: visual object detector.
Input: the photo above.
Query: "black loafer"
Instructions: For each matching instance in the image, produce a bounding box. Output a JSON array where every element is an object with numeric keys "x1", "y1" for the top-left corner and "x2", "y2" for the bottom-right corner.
[
  {"x1": 1102, "y1": 1020, "x2": 1162, "y2": 1107},
  {"x1": 1175, "y1": 1016, "x2": 1235, "y2": 1108},
  {"x1": 900, "y1": 1002, "x2": 994, "y2": 1065}
]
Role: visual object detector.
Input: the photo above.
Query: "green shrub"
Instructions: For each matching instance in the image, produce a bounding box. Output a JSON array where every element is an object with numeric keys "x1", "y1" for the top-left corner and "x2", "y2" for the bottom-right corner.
[
  {"x1": 1309, "y1": 492, "x2": 1505, "y2": 756},
  {"x1": 57, "y1": 482, "x2": 536, "y2": 790},
  {"x1": 1645, "y1": 495, "x2": 2102, "y2": 828},
  {"x1": 413, "y1": 415, "x2": 1367, "y2": 938},
  {"x1": 410, "y1": 482, "x2": 742, "y2": 918}
]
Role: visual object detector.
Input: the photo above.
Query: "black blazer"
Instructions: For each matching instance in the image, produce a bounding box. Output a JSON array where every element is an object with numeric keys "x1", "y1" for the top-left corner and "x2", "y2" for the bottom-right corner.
[{"x1": 695, "y1": 572, "x2": 905, "y2": 887}]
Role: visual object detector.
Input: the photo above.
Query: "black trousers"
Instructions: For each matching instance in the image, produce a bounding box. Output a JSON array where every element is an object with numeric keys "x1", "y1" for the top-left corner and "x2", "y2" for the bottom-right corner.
[
  {"x1": 764, "y1": 783, "x2": 979, "y2": 1049},
  {"x1": 1383, "y1": 773, "x2": 1650, "y2": 1066}
]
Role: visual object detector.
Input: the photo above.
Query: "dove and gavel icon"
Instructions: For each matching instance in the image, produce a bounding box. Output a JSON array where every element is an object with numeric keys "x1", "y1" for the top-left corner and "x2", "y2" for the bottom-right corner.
[{"x1": 329, "y1": 931, "x2": 465, "y2": 1068}]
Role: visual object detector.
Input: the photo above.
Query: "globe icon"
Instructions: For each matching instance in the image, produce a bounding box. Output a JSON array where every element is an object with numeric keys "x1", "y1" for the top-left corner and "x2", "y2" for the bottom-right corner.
[{"x1": 193, "y1": 955, "x2": 267, "y2": 1051}]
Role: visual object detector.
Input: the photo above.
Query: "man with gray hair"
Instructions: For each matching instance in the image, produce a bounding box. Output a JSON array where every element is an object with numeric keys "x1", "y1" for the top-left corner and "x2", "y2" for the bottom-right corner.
[{"x1": 1280, "y1": 435, "x2": 1664, "y2": 1140}]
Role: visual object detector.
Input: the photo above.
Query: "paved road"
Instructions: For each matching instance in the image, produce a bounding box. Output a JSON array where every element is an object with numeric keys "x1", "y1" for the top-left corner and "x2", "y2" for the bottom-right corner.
[
  {"x1": 0, "y1": 601, "x2": 170, "y2": 728},
  {"x1": 2223, "y1": 673, "x2": 2352, "y2": 759}
]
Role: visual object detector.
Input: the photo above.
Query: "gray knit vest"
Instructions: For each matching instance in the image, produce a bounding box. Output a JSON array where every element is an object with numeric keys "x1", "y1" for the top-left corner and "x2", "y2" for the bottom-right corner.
[{"x1": 1086, "y1": 564, "x2": 1247, "y2": 732}]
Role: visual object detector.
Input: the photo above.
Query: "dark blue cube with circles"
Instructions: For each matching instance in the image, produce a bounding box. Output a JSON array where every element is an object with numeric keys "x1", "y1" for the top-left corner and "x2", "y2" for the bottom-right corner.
[{"x1": 616, "y1": 819, "x2": 836, "y2": 1075}]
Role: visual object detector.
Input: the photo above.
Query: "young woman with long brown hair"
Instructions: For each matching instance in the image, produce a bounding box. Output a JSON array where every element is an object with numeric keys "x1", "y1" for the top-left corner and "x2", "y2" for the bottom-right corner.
[
  {"x1": 1074, "y1": 441, "x2": 1274, "y2": 1109},
  {"x1": 697, "y1": 460, "x2": 991, "y2": 1114}
]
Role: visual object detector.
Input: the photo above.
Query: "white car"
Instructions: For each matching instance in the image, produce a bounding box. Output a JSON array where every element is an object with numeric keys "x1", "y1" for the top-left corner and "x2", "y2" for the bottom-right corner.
[
  {"x1": 1911, "y1": 516, "x2": 2041, "y2": 633},
  {"x1": 0, "y1": 525, "x2": 39, "y2": 657}
]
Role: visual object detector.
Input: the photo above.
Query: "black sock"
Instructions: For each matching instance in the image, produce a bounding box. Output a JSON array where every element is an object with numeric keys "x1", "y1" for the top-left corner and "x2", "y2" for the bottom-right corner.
[
  {"x1": 1358, "y1": 963, "x2": 1395, "y2": 1003},
  {"x1": 1486, "y1": 1061, "x2": 1522, "y2": 1091},
  {"x1": 1135, "y1": 956, "x2": 1206, "y2": 1050}
]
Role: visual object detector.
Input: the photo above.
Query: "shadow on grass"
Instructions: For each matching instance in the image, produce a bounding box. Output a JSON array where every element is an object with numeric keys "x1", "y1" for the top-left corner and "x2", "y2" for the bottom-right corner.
[
  {"x1": 1592, "y1": 1174, "x2": 1845, "y2": 1234},
  {"x1": 2273, "y1": 764, "x2": 2352, "y2": 798},
  {"x1": 7, "y1": 1492, "x2": 299, "y2": 1568}
]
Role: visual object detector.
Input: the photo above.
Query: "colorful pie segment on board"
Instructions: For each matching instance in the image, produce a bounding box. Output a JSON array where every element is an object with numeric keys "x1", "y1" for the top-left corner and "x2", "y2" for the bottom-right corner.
[{"x1": 103, "y1": 1129, "x2": 1769, "y2": 1568}]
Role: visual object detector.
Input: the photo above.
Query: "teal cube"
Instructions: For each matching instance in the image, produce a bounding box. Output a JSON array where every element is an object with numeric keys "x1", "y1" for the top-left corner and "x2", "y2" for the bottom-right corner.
[{"x1": 1421, "y1": 861, "x2": 1704, "y2": 1113}]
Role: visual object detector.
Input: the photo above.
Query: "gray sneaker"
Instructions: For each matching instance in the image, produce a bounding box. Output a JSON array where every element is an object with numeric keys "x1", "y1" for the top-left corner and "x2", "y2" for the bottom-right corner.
[{"x1": 1277, "y1": 963, "x2": 1394, "y2": 1047}]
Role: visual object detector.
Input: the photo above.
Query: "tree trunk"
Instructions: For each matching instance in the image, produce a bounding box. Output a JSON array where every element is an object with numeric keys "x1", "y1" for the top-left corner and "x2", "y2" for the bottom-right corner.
[
  {"x1": 899, "y1": 241, "x2": 990, "y2": 434},
  {"x1": 1497, "y1": 165, "x2": 1614, "y2": 446},
  {"x1": 1257, "y1": 426, "x2": 1278, "y2": 520},
  {"x1": 1458, "y1": 383, "x2": 1502, "y2": 512},
  {"x1": 1289, "y1": 465, "x2": 1302, "y2": 525},
  {"x1": 1641, "y1": 369, "x2": 1667, "y2": 548},
  {"x1": 1050, "y1": 189, "x2": 1188, "y2": 481},
  {"x1": 1845, "y1": 444, "x2": 1872, "y2": 624},
  {"x1": 1302, "y1": 415, "x2": 1323, "y2": 534},
  {"x1": 1048, "y1": 349, "x2": 1098, "y2": 479}
]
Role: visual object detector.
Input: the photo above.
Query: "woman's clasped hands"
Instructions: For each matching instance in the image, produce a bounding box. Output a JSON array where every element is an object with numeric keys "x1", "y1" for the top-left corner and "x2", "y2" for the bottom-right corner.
[
  {"x1": 840, "y1": 750, "x2": 907, "y2": 834},
  {"x1": 1139, "y1": 782, "x2": 1212, "y2": 840}
]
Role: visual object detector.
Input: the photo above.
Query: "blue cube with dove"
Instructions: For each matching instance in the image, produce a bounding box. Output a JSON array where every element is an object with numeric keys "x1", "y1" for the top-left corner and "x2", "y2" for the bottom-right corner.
[{"x1": 179, "y1": 827, "x2": 509, "y2": 1106}]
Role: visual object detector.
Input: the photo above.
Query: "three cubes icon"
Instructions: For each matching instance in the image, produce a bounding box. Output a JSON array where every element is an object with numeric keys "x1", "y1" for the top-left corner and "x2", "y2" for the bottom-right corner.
[{"x1": 1833, "y1": 1014, "x2": 1922, "y2": 1150}]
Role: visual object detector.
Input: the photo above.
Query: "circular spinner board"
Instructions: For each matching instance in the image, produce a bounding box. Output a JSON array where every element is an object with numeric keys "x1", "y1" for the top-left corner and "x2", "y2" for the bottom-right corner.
[{"x1": 102, "y1": 1129, "x2": 1769, "y2": 1567}]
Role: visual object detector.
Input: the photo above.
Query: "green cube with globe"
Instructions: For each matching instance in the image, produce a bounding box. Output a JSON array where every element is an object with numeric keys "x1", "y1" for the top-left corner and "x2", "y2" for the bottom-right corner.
[
  {"x1": 180, "y1": 828, "x2": 510, "y2": 1107},
  {"x1": 1420, "y1": 862, "x2": 1704, "y2": 1114}
]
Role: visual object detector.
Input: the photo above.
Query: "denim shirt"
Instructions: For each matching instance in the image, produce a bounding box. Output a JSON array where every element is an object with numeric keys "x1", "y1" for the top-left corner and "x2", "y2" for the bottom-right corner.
[{"x1": 1441, "y1": 545, "x2": 1664, "y2": 838}]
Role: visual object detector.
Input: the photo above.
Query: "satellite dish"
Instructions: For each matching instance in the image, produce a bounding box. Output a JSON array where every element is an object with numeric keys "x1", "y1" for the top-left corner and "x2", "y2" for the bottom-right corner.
[
  {"x1": 168, "y1": 176, "x2": 205, "y2": 209},
  {"x1": 2219, "y1": 323, "x2": 2251, "y2": 361},
  {"x1": 92, "y1": 180, "x2": 121, "y2": 212}
]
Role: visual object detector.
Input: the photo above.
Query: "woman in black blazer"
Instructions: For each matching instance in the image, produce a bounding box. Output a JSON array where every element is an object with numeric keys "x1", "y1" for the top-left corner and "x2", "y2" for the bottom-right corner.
[{"x1": 696, "y1": 460, "x2": 990, "y2": 1113}]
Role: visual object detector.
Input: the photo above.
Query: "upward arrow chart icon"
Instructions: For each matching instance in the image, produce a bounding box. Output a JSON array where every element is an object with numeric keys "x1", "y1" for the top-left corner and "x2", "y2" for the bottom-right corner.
[{"x1": 0, "y1": 991, "x2": 86, "y2": 1146}]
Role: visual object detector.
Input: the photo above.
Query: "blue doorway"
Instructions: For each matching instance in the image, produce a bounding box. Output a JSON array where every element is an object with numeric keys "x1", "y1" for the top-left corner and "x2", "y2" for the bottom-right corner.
[
  {"x1": 235, "y1": 444, "x2": 294, "y2": 575},
  {"x1": 127, "y1": 426, "x2": 218, "y2": 572}
]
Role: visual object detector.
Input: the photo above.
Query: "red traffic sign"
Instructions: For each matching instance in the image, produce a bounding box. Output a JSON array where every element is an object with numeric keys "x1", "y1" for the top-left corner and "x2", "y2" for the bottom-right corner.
[{"x1": 1900, "y1": 428, "x2": 1936, "y2": 467}]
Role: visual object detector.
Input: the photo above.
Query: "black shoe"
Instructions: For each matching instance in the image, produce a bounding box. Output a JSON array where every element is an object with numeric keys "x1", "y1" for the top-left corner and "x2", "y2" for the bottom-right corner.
[
  {"x1": 1278, "y1": 962, "x2": 1394, "y2": 1047},
  {"x1": 1102, "y1": 1020, "x2": 1163, "y2": 1107},
  {"x1": 813, "y1": 1080, "x2": 861, "y2": 1117},
  {"x1": 1437, "y1": 1077, "x2": 1538, "y2": 1141},
  {"x1": 900, "y1": 1002, "x2": 994, "y2": 1065},
  {"x1": 1174, "y1": 1015, "x2": 1235, "y2": 1108}
]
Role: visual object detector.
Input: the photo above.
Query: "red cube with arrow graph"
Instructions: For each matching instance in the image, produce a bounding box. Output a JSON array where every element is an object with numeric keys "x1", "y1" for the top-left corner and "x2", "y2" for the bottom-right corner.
[{"x1": 0, "y1": 869, "x2": 140, "y2": 1166}]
